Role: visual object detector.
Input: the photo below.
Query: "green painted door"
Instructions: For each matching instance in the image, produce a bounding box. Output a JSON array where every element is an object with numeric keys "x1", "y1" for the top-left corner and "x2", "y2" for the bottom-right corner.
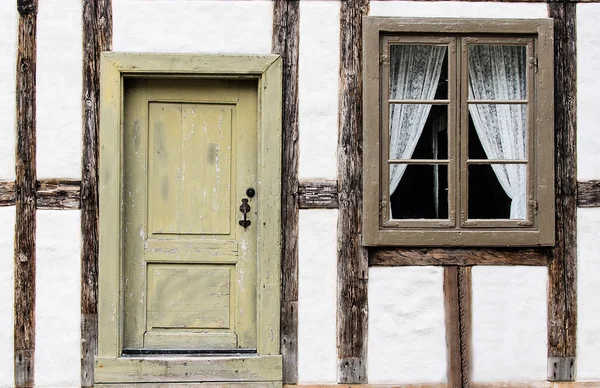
[{"x1": 122, "y1": 78, "x2": 258, "y2": 350}]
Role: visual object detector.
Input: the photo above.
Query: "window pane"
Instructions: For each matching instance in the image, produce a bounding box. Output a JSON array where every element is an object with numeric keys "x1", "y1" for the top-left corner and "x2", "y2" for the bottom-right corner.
[
  {"x1": 389, "y1": 44, "x2": 448, "y2": 100},
  {"x1": 390, "y1": 104, "x2": 448, "y2": 160},
  {"x1": 468, "y1": 104, "x2": 527, "y2": 160},
  {"x1": 468, "y1": 164, "x2": 527, "y2": 220},
  {"x1": 468, "y1": 44, "x2": 527, "y2": 100},
  {"x1": 390, "y1": 164, "x2": 448, "y2": 220}
]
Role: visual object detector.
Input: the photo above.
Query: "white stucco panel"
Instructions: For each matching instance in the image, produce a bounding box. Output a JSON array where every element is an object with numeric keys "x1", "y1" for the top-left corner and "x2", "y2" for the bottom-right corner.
[
  {"x1": 369, "y1": 1, "x2": 548, "y2": 18},
  {"x1": 35, "y1": 211, "x2": 81, "y2": 388},
  {"x1": 113, "y1": 0, "x2": 273, "y2": 54},
  {"x1": 577, "y1": 4, "x2": 600, "y2": 180},
  {"x1": 577, "y1": 208, "x2": 600, "y2": 380},
  {"x1": 368, "y1": 266, "x2": 446, "y2": 384},
  {"x1": 0, "y1": 4, "x2": 17, "y2": 180},
  {"x1": 36, "y1": 0, "x2": 83, "y2": 179},
  {"x1": 298, "y1": 210, "x2": 337, "y2": 383},
  {"x1": 298, "y1": 1, "x2": 340, "y2": 180},
  {"x1": 0, "y1": 208, "x2": 15, "y2": 388},
  {"x1": 472, "y1": 266, "x2": 547, "y2": 382}
]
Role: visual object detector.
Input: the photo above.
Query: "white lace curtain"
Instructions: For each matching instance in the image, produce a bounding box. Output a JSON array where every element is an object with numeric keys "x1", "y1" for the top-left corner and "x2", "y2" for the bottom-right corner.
[
  {"x1": 389, "y1": 45, "x2": 446, "y2": 195},
  {"x1": 468, "y1": 45, "x2": 527, "y2": 219}
]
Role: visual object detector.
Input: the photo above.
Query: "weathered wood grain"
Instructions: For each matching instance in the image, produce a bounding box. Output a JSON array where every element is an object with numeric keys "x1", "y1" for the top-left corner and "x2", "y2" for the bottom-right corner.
[
  {"x1": 0, "y1": 181, "x2": 16, "y2": 206},
  {"x1": 298, "y1": 179, "x2": 338, "y2": 209},
  {"x1": 547, "y1": 3, "x2": 577, "y2": 381},
  {"x1": 444, "y1": 267, "x2": 461, "y2": 388},
  {"x1": 548, "y1": 357, "x2": 576, "y2": 382},
  {"x1": 370, "y1": 248, "x2": 550, "y2": 266},
  {"x1": 0, "y1": 180, "x2": 81, "y2": 209},
  {"x1": 81, "y1": 0, "x2": 112, "y2": 386},
  {"x1": 337, "y1": 0, "x2": 369, "y2": 384},
  {"x1": 458, "y1": 267, "x2": 472, "y2": 387},
  {"x1": 577, "y1": 180, "x2": 600, "y2": 207},
  {"x1": 14, "y1": 1, "x2": 38, "y2": 386},
  {"x1": 273, "y1": 0, "x2": 300, "y2": 384},
  {"x1": 36, "y1": 179, "x2": 80, "y2": 209},
  {"x1": 444, "y1": 267, "x2": 472, "y2": 387}
]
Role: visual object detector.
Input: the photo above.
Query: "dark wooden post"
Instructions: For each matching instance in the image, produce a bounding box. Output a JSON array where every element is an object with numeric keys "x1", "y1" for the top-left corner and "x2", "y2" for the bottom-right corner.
[
  {"x1": 337, "y1": 0, "x2": 369, "y2": 383},
  {"x1": 81, "y1": 0, "x2": 112, "y2": 386},
  {"x1": 547, "y1": 1, "x2": 577, "y2": 382},
  {"x1": 14, "y1": 0, "x2": 38, "y2": 386},
  {"x1": 272, "y1": 0, "x2": 300, "y2": 384}
]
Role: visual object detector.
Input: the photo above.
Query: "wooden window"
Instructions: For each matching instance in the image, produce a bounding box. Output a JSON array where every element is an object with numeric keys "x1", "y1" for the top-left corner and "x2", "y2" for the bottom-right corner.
[{"x1": 363, "y1": 18, "x2": 554, "y2": 246}]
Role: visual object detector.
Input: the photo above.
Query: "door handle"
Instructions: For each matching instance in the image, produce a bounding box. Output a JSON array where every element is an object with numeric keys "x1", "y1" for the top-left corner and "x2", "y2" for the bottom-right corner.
[{"x1": 239, "y1": 198, "x2": 251, "y2": 228}]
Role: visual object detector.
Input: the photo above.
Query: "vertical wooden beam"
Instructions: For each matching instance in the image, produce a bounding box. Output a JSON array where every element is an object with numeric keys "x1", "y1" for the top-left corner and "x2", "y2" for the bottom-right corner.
[
  {"x1": 81, "y1": 1, "x2": 112, "y2": 386},
  {"x1": 444, "y1": 267, "x2": 472, "y2": 388},
  {"x1": 272, "y1": 0, "x2": 300, "y2": 384},
  {"x1": 337, "y1": 0, "x2": 369, "y2": 383},
  {"x1": 14, "y1": 1, "x2": 38, "y2": 387},
  {"x1": 547, "y1": 2, "x2": 577, "y2": 382}
]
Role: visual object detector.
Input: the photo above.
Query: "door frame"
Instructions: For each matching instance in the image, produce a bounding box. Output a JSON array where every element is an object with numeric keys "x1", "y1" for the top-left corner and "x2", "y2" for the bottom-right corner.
[{"x1": 96, "y1": 53, "x2": 282, "y2": 385}]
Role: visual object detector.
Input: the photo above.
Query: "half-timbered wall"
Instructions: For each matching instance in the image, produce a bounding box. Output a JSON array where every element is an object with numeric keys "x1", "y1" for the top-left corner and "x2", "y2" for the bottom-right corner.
[{"x1": 0, "y1": 0, "x2": 599, "y2": 387}]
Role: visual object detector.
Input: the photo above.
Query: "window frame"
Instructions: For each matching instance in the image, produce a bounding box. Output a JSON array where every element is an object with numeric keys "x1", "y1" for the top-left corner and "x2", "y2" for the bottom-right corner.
[{"x1": 363, "y1": 17, "x2": 555, "y2": 247}]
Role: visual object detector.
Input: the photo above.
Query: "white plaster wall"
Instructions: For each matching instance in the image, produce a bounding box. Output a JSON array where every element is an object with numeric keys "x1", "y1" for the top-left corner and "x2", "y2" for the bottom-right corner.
[
  {"x1": 472, "y1": 266, "x2": 547, "y2": 382},
  {"x1": 368, "y1": 267, "x2": 446, "y2": 384},
  {"x1": 577, "y1": 4, "x2": 600, "y2": 180},
  {"x1": 35, "y1": 211, "x2": 81, "y2": 388},
  {"x1": 577, "y1": 208, "x2": 600, "y2": 380},
  {"x1": 369, "y1": 1, "x2": 548, "y2": 18},
  {"x1": 113, "y1": 0, "x2": 272, "y2": 54},
  {"x1": 298, "y1": 210, "x2": 337, "y2": 383},
  {"x1": 0, "y1": 208, "x2": 15, "y2": 388},
  {"x1": 298, "y1": 1, "x2": 339, "y2": 180},
  {"x1": 36, "y1": 0, "x2": 83, "y2": 179},
  {"x1": 0, "y1": 3, "x2": 17, "y2": 180}
]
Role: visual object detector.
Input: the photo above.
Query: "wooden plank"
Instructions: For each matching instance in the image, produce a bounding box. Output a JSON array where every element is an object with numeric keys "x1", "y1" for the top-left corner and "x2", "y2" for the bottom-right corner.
[
  {"x1": 298, "y1": 179, "x2": 338, "y2": 209},
  {"x1": 95, "y1": 355, "x2": 282, "y2": 383},
  {"x1": 0, "y1": 181, "x2": 16, "y2": 206},
  {"x1": 36, "y1": 179, "x2": 80, "y2": 209},
  {"x1": 444, "y1": 267, "x2": 461, "y2": 388},
  {"x1": 14, "y1": 1, "x2": 38, "y2": 386},
  {"x1": 273, "y1": 0, "x2": 300, "y2": 384},
  {"x1": 548, "y1": 357, "x2": 576, "y2": 382},
  {"x1": 577, "y1": 180, "x2": 600, "y2": 207},
  {"x1": 81, "y1": 0, "x2": 112, "y2": 386},
  {"x1": 338, "y1": 0, "x2": 369, "y2": 384},
  {"x1": 370, "y1": 248, "x2": 550, "y2": 266},
  {"x1": 547, "y1": 2, "x2": 577, "y2": 381},
  {"x1": 458, "y1": 267, "x2": 472, "y2": 387},
  {"x1": 1, "y1": 179, "x2": 81, "y2": 209},
  {"x1": 444, "y1": 267, "x2": 472, "y2": 387}
]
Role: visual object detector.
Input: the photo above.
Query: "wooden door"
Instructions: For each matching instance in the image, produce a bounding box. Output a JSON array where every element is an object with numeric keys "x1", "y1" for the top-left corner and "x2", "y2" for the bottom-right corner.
[{"x1": 121, "y1": 78, "x2": 258, "y2": 351}]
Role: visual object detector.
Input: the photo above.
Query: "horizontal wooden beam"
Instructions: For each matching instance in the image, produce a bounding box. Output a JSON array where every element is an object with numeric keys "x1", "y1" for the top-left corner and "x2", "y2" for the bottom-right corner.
[
  {"x1": 370, "y1": 247, "x2": 550, "y2": 266},
  {"x1": 577, "y1": 179, "x2": 600, "y2": 208},
  {"x1": 0, "y1": 179, "x2": 81, "y2": 209},
  {"x1": 298, "y1": 179, "x2": 338, "y2": 209},
  {"x1": 0, "y1": 180, "x2": 15, "y2": 206},
  {"x1": 37, "y1": 179, "x2": 80, "y2": 209},
  {"x1": 3, "y1": 178, "x2": 600, "y2": 211}
]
